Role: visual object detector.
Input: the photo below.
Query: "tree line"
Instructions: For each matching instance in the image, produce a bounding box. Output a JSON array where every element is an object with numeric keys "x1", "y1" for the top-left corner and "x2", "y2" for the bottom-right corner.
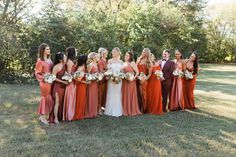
[{"x1": 0, "y1": 0, "x2": 236, "y2": 83}]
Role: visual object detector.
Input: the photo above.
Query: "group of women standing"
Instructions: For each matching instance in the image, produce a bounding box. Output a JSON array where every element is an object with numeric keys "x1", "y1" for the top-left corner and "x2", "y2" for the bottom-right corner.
[{"x1": 35, "y1": 43, "x2": 199, "y2": 125}]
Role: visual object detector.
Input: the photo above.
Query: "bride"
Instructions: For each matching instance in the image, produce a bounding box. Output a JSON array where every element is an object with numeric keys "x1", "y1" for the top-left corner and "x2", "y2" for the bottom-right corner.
[{"x1": 104, "y1": 47, "x2": 123, "y2": 117}]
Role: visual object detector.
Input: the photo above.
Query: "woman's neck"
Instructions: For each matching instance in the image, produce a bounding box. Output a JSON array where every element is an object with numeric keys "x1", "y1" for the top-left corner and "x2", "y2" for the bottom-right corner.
[{"x1": 43, "y1": 55, "x2": 48, "y2": 61}]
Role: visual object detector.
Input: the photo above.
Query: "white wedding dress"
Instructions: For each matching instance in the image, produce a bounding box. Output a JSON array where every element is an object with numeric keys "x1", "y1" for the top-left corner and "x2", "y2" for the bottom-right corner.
[{"x1": 104, "y1": 62, "x2": 123, "y2": 117}]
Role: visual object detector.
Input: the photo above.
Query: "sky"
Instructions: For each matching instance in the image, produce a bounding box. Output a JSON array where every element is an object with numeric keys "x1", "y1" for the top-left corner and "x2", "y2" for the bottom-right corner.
[{"x1": 30, "y1": 0, "x2": 235, "y2": 15}]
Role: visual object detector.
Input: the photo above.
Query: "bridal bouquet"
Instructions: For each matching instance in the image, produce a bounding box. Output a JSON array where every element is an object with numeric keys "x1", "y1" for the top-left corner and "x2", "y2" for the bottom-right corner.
[
  {"x1": 154, "y1": 70, "x2": 164, "y2": 80},
  {"x1": 137, "y1": 72, "x2": 147, "y2": 81},
  {"x1": 95, "y1": 73, "x2": 104, "y2": 81},
  {"x1": 125, "y1": 72, "x2": 135, "y2": 81},
  {"x1": 73, "y1": 70, "x2": 85, "y2": 79},
  {"x1": 173, "y1": 69, "x2": 184, "y2": 77},
  {"x1": 104, "y1": 69, "x2": 113, "y2": 79},
  {"x1": 184, "y1": 70, "x2": 193, "y2": 80},
  {"x1": 111, "y1": 72, "x2": 125, "y2": 83},
  {"x1": 44, "y1": 73, "x2": 56, "y2": 84},
  {"x1": 62, "y1": 73, "x2": 73, "y2": 83},
  {"x1": 85, "y1": 73, "x2": 96, "y2": 81}
]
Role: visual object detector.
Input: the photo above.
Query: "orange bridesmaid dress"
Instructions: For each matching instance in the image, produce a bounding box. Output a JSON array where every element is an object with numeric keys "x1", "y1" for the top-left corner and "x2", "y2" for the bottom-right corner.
[
  {"x1": 98, "y1": 59, "x2": 107, "y2": 108},
  {"x1": 122, "y1": 64, "x2": 142, "y2": 116},
  {"x1": 49, "y1": 65, "x2": 66, "y2": 122},
  {"x1": 73, "y1": 66, "x2": 87, "y2": 120},
  {"x1": 169, "y1": 62, "x2": 185, "y2": 111},
  {"x1": 63, "y1": 65, "x2": 77, "y2": 121},
  {"x1": 137, "y1": 63, "x2": 148, "y2": 113},
  {"x1": 147, "y1": 65, "x2": 163, "y2": 115},
  {"x1": 35, "y1": 59, "x2": 54, "y2": 115},
  {"x1": 183, "y1": 65, "x2": 197, "y2": 109},
  {"x1": 85, "y1": 66, "x2": 99, "y2": 118}
]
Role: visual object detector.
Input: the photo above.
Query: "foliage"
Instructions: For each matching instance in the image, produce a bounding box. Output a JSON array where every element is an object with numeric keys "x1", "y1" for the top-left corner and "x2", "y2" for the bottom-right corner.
[{"x1": 0, "y1": 0, "x2": 236, "y2": 82}]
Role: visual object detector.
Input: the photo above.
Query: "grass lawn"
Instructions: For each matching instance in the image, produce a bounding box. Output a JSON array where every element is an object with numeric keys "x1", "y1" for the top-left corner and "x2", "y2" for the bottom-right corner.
[{"x1": 0, "y1": 64, "x2": 236, "y2": 157}]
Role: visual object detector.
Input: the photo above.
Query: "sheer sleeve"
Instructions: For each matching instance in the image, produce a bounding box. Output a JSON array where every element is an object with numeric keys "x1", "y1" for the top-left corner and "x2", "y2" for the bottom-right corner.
[{"x1": 35, "y1": 59, "x2": 44, "y2": 82}]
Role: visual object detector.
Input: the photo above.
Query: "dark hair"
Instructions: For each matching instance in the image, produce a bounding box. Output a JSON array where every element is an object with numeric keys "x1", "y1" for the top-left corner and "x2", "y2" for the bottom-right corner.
[
  {"x1": 126, "y1": 51, "x2": 134, "y2": 62},
  {"x1": 175, "y1": 49, "x2": 183, "y2": 59},
  {"x1": 53, "y1": 52, "x2": 64, "y2": 66},
  {"x1": 66, "y1": 46, "x2": 76, "y2": 61},
  {"x1": 164, "y1": 49, "x2": 171, "y2": 54},
  {"x1": 77, "y1": 54, "x2": 88, "y2": 67},
  {"x1": 192, "y1": 51, "x2": 199, "y2": 75},
  {"x1": 38, "y1": 43, "x2": 49, "y2": 61}
]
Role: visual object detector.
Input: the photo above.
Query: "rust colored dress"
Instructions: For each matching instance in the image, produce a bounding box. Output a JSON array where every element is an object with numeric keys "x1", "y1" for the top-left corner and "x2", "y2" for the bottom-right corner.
[
  {"x1": 63, "y1": 65, "x2": 77, "y2": 121},
  {"x1": 183, "y1": 65, "x2": 197, "y2": 109},
  {"x1": 98, "y1": 59, "x2": 107, "y2": 108},
  {"x1": 73, "y1": 66, "x2": 87, "y2": 120},
  {"x1": 169, "y1": 61, "x2": 185, "y2": 111},
  {"x1": 147, "y1": 65, "x2": 163, "y2": 115},
  {"x1": 85, "y1": 65, "x2": 99, "y2": 118},
  {"x1": 35, "y1": 59, "x2": 54, "y2": 115},
  {"x1": 137, "y1": 63, "x2": 148, "y2": 113},
  {"x1": 122, "y1": 64, "x2": 142, "y2": 116},
  {"x1": 49, "y1": 65, "x2": 66, "y2": 122}
]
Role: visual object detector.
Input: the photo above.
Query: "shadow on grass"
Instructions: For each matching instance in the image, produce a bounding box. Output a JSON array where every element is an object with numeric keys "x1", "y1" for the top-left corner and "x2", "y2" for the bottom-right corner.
[
  {"x1": 196, "y1": 80, "x2": 236, "y2": 96},
  {"x1": 0, "y1": 108, "x2": 235, "y2": 157}
]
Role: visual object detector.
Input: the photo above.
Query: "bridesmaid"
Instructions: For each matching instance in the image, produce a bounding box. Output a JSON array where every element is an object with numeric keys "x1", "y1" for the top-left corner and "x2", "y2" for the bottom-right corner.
[
  {"x1": 136, "y1": 48, "x2": 151, "y2": 113},
  {"x1": 146, "y1": 53, "x2": 163, "y2": 115},
  {"x1": 122, "y1": 51, "x2": 142, "y2": 116},
  {"x1": 85, "y1": 52, "x2": 99, "y2": 118},
  {"x1": 97, "y1": 48, "x2": 108, "y2": 114},
  {"x1": 35, "y1": 43, "x2": 54, "y2": 125},
  {"x1": 49, "y1": 52, "x2": 68, "y2": 123},
  {"x1": 169, "y1": 50, "x2": 185, "y2": 111},
  {"x1": 63, "y1": 47, "x2": 77, "y2": 121},
  {"x1": 183, "y1": 51, "x2": 199, "y2": 109},
  {"x1": 73, "y1": 55, "x2": 88, "y2": 120}
]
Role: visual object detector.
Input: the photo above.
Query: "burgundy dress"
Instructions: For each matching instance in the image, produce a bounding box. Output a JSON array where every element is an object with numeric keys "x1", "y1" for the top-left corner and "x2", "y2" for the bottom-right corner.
[{"x1": 49, "y1": 65, "x2": 66, "y2": 122}]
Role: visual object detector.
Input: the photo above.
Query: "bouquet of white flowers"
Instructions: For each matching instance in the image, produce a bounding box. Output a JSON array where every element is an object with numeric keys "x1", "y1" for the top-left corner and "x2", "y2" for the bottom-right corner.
[
  {"x1": 62, "y1": 73, "x2": 73, "y2": 83},
  {"x1": 44, "y1": 73, "x2": 56, "y2": 84},
  {"x1": 125, "y1": 72, "x2": 135, "y2": 81},
  {"x1": 137, "y1": 72, "x2": 147, "y2": 81},
  {"x1": 173, "y1": 69, "x2": 184, "y2": 77},
  {"x1": 104, "y1": 69, "x2": 113, "y2": 78},
  {"x1": 95, "y1": 73, "x2": 104, "y2": 81},
  {"x1": 85, "y1": 73, "x2": 96, "y2": 81},
  {"x1": 73, "y1": 70, "x2": 85, "y2": 79},
  {"x1": 154, "y1": 70, "x2": 164, "y2": 79},
  {"x1": 184, "y1": 70, "x2": 193, "y2": 80},
  {"x1": 111, "y1": 72, "x2": 125, "y2": 83}
]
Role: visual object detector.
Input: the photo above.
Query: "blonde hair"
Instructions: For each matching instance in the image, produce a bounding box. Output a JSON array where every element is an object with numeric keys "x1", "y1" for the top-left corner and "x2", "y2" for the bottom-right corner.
[
  {"x1": 143, "y1": 48, "x2": 152, "y2": 68},
  {"x1": 87, "y1": 52, "x2": 97, "y2": 64},
  {"x1": 112, "y1": 47, "x2": 122, "y2": 56},
  {"x1": 98, "y1": 48, "x2": 107, "y2": 55}
]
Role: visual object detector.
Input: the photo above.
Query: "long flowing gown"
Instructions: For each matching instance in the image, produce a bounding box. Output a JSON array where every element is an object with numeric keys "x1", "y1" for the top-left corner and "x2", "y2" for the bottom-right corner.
[
  {"x1": 63, "y1": 65, "x2": 77, "y2": 121},
  {"x1": 73, "y1": 66, "x2": 87, "y2": 120},
  {"x1": 183, "y1": 63, "x2": 197, "y2": 109},
  {"x1": 137, "y1": 63, "x2": 148, "y2": 113},
  {"x1": 122, "y1": 64, "x2": 142, "y2": 116},
  {"x1": 147, "y1": 65, "x2": 163, "y2": 115},
  {"x1": 98, "y1": 59, "x2": 107, "y2": 108},
  {"x1": 49, "y1": 65, "x2": 66, "y2": 122},
  {"x1": 35, "y1": 59, "x2": 54, "y2": 115},
  {"x1": 104, "y1": 62, "x2": 123, "y2": 117},
  {"x1": 169, "y1": 61, "x2": 185, "y2": 111},
  {"x1": 85, "y1": 66, "x2": 99, "y2": 118}
]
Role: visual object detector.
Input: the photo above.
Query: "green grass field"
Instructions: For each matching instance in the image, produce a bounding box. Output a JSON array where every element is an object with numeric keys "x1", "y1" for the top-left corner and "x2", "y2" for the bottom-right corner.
[{"x1": 0, "y1": 64, "x2": 236, "y2": 157}]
